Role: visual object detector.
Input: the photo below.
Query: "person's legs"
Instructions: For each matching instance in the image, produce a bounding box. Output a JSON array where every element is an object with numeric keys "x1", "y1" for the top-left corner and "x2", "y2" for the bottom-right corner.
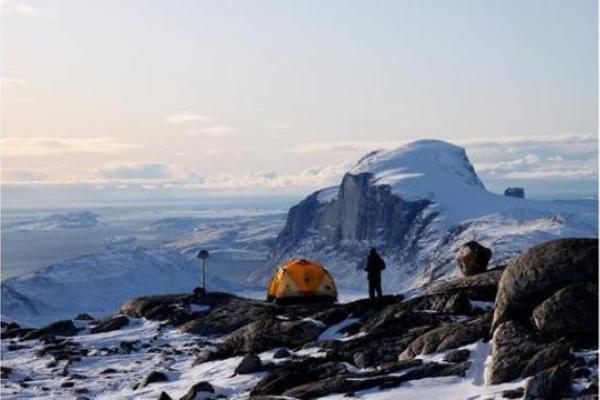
[
  {"x1": 375, "y1": 279, "x2": 383, "y2": 298},
  {"x1": 368, "y1": 280, "x2": 375, "y2": 299}
]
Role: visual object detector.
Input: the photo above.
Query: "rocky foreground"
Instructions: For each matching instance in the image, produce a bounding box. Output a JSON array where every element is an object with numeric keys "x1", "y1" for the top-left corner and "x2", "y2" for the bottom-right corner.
[{"x1": 1, "y1": 238, "x2": 598, "y2": 399}]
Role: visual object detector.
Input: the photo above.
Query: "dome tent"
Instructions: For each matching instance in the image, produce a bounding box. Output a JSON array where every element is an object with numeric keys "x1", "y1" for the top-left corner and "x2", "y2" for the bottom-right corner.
[{"x1": 267, "y1": 259, "x2": 338, "y2": 304}]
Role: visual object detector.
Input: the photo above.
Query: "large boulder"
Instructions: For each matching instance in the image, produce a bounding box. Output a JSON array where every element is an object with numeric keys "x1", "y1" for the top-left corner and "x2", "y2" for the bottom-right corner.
[
  {"x1": 235, "y1": 353, "x2": 263, "y2": 374},
  {"x1": 487, "y1": 321, "x2": 544, "y2": 384},
  {"x1": 531, "y1": 282, "x2": 598, "y2": 341},
  {"x1": 524, "y1": 362, "x2": 572, "y2": 400},
  {"x1": 455, "y1": 241, "x2": 492, "y2": 277},
  {"x1": 493, "y1": 238, "x2": 598, "y2": 331}
]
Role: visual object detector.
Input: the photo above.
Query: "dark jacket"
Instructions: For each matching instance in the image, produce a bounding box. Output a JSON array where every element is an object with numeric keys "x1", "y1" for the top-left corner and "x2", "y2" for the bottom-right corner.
[{"x1": 365, "y1": 251, "x2": 385, "y2": 280}]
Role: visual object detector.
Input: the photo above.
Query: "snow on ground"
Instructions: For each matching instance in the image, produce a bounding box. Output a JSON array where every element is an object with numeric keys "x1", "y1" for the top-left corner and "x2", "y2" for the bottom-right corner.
[
  {"x1": 1, "y1": 248, "x2": 245, "y2": 326},
  {"x1": 1, "y1": 318, "x2": 266, "y2": 399}
]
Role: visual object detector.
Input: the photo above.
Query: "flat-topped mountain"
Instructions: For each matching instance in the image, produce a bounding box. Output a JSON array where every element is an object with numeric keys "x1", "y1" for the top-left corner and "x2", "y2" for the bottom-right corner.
[{"x1": 249, "y1": 140, "x2": 597, "y2": 290}]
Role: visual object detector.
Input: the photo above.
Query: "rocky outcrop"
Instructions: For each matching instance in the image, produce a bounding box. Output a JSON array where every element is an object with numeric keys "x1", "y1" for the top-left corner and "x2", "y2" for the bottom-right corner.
[
  {"x1": 223, "y1": 318, "x2": 325, "y2": 355},
  {"x1": 492, "y1": 238, "x2": 598, "y2": 331},
  {"x1": 133, "y1": 371, "x2": 168, "y2": 390},
  {"x1": 531, "y1": 282, "x2": 598, "y2": 341},
  {"x1": 90, "y1": 315, "x2": 129, "y2": 334},
  {"x1": 488, "y1": 238, "x2": 598, "y2": 386},
  {"x1": 504, "y1": 187, "x2": 525, "y2": 198},
  {"x1": 455, "y1": 241, "x2": 492, "y2": 276}
]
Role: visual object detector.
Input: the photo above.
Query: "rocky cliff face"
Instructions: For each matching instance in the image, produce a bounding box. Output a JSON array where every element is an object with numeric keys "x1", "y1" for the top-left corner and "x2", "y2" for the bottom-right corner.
[{"x1": 249, "y1": 140, "x2": 597, "y2": 291}]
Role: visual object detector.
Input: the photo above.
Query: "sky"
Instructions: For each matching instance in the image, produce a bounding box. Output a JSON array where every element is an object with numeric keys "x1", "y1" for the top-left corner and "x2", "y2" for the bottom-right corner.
[{"x1": 1, "y1": 0, "x2": 598, "y2": 205}]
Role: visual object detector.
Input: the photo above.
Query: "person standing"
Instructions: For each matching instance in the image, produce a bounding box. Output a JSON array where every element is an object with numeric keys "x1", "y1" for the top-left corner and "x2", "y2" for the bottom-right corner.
[{"x1": 365, "y1": 247, "x2": 385, "y2": 299}]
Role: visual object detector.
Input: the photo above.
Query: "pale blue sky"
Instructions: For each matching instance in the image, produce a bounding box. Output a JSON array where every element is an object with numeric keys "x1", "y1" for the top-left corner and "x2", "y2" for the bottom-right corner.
[{"x1": 2, "y1": 0, "x2": 597, "y2": 201}]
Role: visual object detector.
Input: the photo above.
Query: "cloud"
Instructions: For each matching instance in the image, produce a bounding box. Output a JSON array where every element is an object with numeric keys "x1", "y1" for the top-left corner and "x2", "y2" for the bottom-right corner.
[
  {"x1": 97, "y1": 163, "x2": 172, "y2": 180},
  {"x1": 165, "y1": 112, "x2": 212, "y2": 125},
  {"x1": 288, "y1": 140, "x2": 405, "y2": 154},
  {"x1": 184, "y1": 126, "x2": 234, "y2": 138},
  {"x1": 3, "y1": 169, "x2": 47, "y2": 182},
  {"x1": 1, "y1": 77, "x2": 29, "y2": 87},
  {"x1": 476, "y1": 155, "x2": 597, "y2": 180},
  {"x1": 2, "y1": 137, "x2": 141, "y2": 157},
  {"x1": 2, "y1": 0, "x2": 56, "y2": 19}
]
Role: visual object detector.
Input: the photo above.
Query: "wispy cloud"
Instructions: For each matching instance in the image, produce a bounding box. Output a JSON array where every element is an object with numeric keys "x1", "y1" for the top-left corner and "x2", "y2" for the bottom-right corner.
[
  {"x1": 184, "y1": 126, "x2": 234, "y2": 138},
  {"x1": 3, "y1": 169, "x2": 47, "y2": 182},
  {"x1": 2, "y1": 137, "x2": 141, "y2": 157},
  {"x1": 165, "y1": 112, "x2": 212, "y2": 125},
  {"x1": 2, "y1": 0, "x2": 57, "y2": 19},
  {"x1": 97, "y1": 162, "x2": 172, "y2": 180}
]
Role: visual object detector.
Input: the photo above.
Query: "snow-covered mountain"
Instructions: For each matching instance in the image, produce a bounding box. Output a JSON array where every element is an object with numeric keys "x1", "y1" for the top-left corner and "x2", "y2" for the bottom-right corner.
[
  {"x1": 1, "y1": 248, "x2": 245, "y2": 326},
  {"x1": 249, "y1": 140, "x2": 598, "y2": 291}
]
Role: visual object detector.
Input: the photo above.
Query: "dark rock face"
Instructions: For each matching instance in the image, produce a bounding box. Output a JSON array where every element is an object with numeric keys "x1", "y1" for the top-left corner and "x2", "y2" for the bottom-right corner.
[
  {"x1": 250, "y1": 172, "x2": 435, "y2": 288},
  {"x1": 133, "y1": 371, "x2": 168, "y2": 390},
  {"x1": 493, "y1": 238, "x2": 598, "y2": 331},
  {"x1": 532, "y1": 283, "x2": 598, "y2": 340},
  {"x1": 524, "y1": 362, "x2": 572, "y2": 400},
  {"x1": 157, "y1": 392, "x2": 172, "y2": 400},
  {"x1": 91, "y1": 315, "x2": 129, "y2": 334},
  {"x1": 504, "y1": 187, "x2": 525, "y2": 198},
  {"x1": 235, "y1": 353, "x2": 263, "y2": 374},
  {"x1": 456, "y1": 241, "x2": 492, "y2": 277}
]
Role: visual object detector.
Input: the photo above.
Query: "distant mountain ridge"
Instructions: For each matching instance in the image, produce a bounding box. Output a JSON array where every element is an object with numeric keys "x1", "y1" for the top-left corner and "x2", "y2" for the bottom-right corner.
[{"x1": 249, "y1": 140, "x2": 598, "y2": 291}]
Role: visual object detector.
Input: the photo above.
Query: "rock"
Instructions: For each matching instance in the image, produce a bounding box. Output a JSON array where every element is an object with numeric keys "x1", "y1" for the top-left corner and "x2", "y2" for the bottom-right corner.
[
  {"x1": 443, "y1": 349, "x2": 470, "y2": 363},
  {"x1": 23, "y1": 320, "x2": 79, "y2": 340},
  {"x1": 100, "y1": 368, "x2": 118, "y2": 374},
  {"x1": 1, "y1": 366, "x2": 13, "y2": 379},
  {"x1": 456, "y1": 241, "x2": 492, "y2": 277},
  {"x1": 91, "y1": 315, "x2": 129, "y2": 334},
  {"x1": 399, "y1": 313, "x2": 491, "y2": 360},
  {"x1": 251, "y1": 359, "x2": 348, "y2": 396},
  {"x1": 504, "y1": 187, "x2": 525, "y2": 198},
  {"x1": 192, "y1": 348, "x2": 227, "y2": 366},
  {"x1": 501, "y1": 388, "x2": 524, "y2": 398},
  {"x1": 521, "y1": 340, "x2": 573, "y2": 377},
  {"x1": 493, "y1": 238, "x2": 598, "y2": 331},
  {"x1": 61, "y1": 381, "x2": 75, "y2": 388},
  {"x1": 279, "y1": 361, "x2": 470, "y2": 399},
  {"x1": 361, "y1": 306, "x2": 443, "y2": 338},
  {"x1": 426, "y1": 268, "x2": 505, "y2": 302},
  {"x1": 133, "y1": 371, "x2": 169, "y2": 390},
  {"x1": 487, "y1": 321, "x2": 543, "y2": 384},
  {"x1": 524, "y1": 362, "x2": 572, "y2": 400},
  {"x1": 180, "y1": 381, "x2": 214, "y2": 400},
  {"x1": 222, "y1": 318, "x2": 325, "y2": 354},
  {"x1": 157, "y1": 392, "x2": 173, "y2": 400},
  {"x1": 74, "y1": 313, "x2": 95, "y2": 321},
  {"x1": 2, "y1": 327, "x2": 35, "y2": 339},
  {"x1": 273, "y1": 348, "x2": 291, "y2": 359},
  {"x1": 235, "y1": 353, "x2": 263, "y2": 374},
  {"x1": 532, "y1": 283, "x2": 598, "y2": 341}
]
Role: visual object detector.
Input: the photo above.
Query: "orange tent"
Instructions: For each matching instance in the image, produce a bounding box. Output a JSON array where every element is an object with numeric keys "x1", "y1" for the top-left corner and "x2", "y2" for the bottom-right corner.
[{"x1": 267, "y1": 259, "x2": 338, "y2": 304}]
